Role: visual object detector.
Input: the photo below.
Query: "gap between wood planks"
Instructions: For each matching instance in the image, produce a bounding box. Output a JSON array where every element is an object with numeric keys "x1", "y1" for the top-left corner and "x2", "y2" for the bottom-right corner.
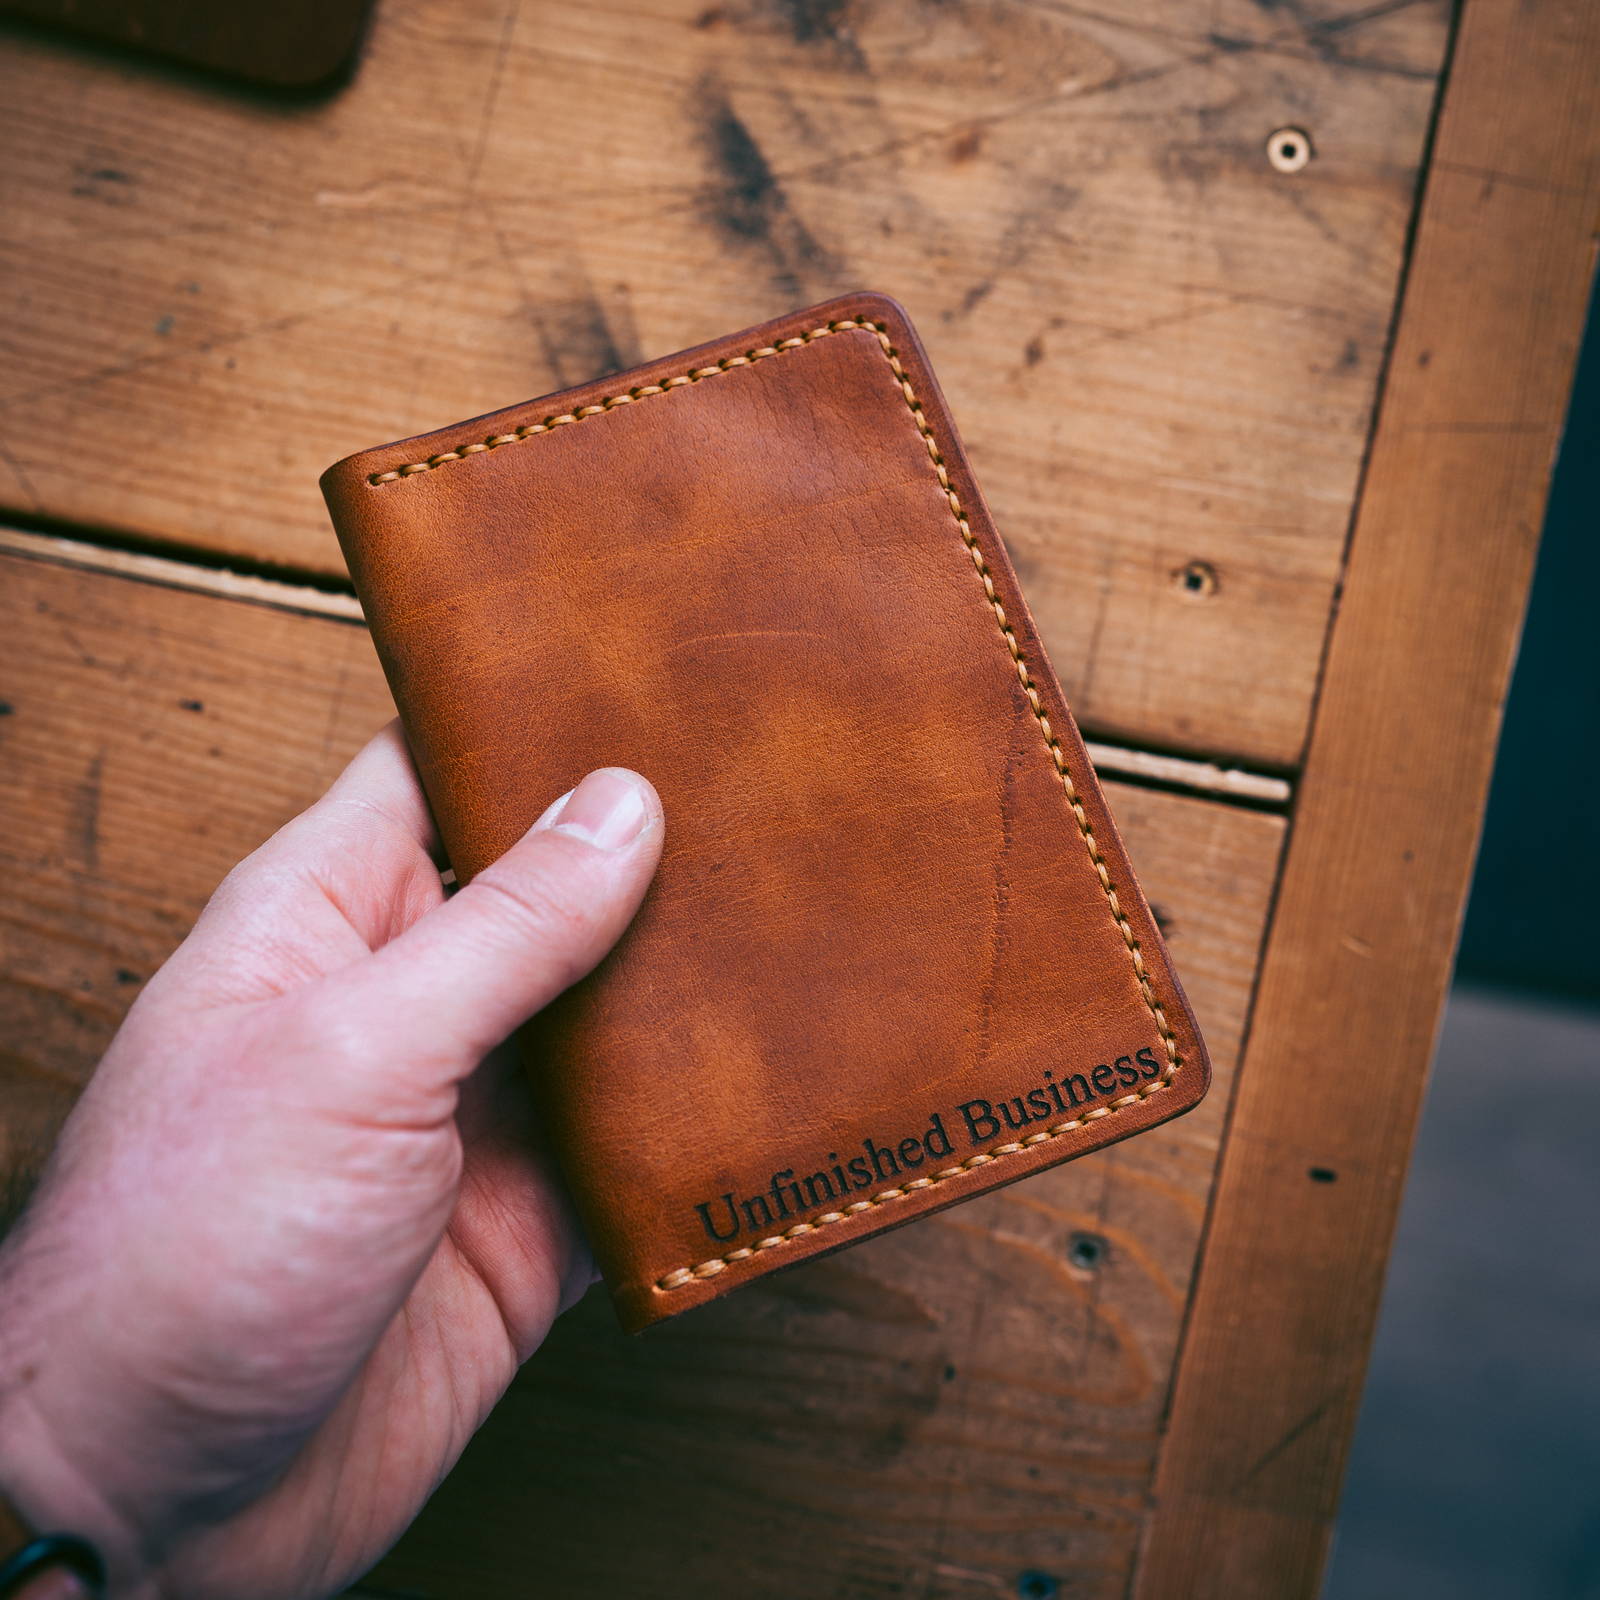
[{"x1": 0, "y1": 523, "x2": 1293, "y2": 810}]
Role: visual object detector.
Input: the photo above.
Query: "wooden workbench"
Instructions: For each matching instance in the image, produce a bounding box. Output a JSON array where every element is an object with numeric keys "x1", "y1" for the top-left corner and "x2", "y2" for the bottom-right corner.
[{"x1": 0, "y1": 1, "x2": 1594, "y2": 1594}]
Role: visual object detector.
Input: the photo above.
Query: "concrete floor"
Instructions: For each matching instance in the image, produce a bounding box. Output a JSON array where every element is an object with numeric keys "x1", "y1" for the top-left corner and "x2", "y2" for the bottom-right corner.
[{"x1": 1324, "y1": 983, "x2": 1600, "y2": 1599}]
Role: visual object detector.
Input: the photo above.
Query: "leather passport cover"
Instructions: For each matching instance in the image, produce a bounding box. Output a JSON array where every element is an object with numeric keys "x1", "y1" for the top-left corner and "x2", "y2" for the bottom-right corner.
[{"x1": 320, "y1": 292, "x2": 1210, "y2": 1332}]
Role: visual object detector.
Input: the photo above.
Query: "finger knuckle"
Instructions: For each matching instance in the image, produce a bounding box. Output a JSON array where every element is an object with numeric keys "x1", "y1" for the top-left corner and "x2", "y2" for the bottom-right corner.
[{"x1": 469, "y1": 860, "x2": 605, "y2": 967}]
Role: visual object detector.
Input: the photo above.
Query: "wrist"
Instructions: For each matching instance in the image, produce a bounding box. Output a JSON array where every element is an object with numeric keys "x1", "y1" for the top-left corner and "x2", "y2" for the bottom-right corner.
[
  {"x1": 0, "y1": 1399, "x2": 119, "y2": 1583},
  {"x1": 0, "y1": 1489, "x2": 104, "y2": 1600},
  {"x1": 0, "y1": 1238, "x2": 143, "y2": 1598}
]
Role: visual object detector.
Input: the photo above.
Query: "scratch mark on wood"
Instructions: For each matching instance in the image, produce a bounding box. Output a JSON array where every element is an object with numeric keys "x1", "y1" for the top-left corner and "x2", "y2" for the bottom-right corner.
[
  {"x1": 1054, "y1": 295, "x2": 1247, "y2": 364},
  {"x1": 597, "y1": 37, "x2": 1240, "y2": 254},
  {"x1": 399, "y1": 0, "x2": 523, "y2": 421},
  {"x1": 1281, "y1": 184, "x2": 1375, "y2": 274},
  {"x1": 0, "y1": 434, "x2": 42, "y2": 512},
  {"x1": 70, "y1": 748, "x2": 105, "y2": 872},
  {"x1": 1233, "y1": 1394, "x2": 1338, "y2": 1490},
  {"x1": 1401, "y1": 421, "x2": 1546, "y2": 435},
  {"x1": 1433, "y1": 159, "x2": 1590, "y2": 200},
  {"x1": 318, "y1": 650, "x2": 354, "y2": 775},
  {"x1": 1078, "y1": 555, "x2": 1116, "y2": 709},
  {"x1": 0, "y1": 248, "x2": 512, "y2": 417}
]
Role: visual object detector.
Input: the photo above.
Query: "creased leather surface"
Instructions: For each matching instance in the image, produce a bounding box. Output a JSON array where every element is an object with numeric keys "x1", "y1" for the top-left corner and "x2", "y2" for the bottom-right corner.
[{"x1": 321, "y1": 292, "x2": 1210, "y2": 1331}]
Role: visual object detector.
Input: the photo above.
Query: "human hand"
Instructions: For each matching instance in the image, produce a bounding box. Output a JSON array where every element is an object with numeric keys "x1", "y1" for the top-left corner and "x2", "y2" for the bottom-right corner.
[{"x1": 0, "y1": 723, "x2": 664, "y2": 1599}]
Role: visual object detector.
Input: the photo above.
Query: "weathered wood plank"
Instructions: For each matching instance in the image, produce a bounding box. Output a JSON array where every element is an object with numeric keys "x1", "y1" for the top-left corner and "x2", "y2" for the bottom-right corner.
[
  {"x1": 0, "y1": 543, "x2": 1282, "y2": 1596},
  {"x1": 1136, "y1": 0, "x2": 1600, "y2": 1593},
  {"x1": 0, "y1": 555, "x2": 388, "y2": 1183},
  {"x1": 0, "y1": 0, "x2": 1450, "y2": 767}
]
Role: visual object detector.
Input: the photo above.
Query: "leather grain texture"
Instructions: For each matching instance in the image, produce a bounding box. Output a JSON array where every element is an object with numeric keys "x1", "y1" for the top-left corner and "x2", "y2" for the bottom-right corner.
[{"x1": 321, "y1": 292, "x2": 1210, "y2": 1331}]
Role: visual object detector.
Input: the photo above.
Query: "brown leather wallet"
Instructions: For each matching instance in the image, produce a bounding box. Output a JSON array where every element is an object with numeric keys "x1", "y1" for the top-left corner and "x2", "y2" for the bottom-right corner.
[{"x1": 321, "y1": 292, "x2": 1210, "y2": 1331}]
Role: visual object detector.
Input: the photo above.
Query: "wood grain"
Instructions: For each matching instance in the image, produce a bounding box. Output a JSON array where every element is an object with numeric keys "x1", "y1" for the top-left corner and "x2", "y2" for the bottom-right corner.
[
  {"x1": 0, "y1": 552, "x2": 388, "y2": 1185},
  {"x1": 0, "y1": 542, "x2": 1282, "y2": 1597},
  {"x1": 0, "y1": 0, "x2": 1450, "y2": 768},
  {"x1": 4, "y1": 0, "x2": 1582, "y2": 1590},
  {"x1": 1137, "y1": 0, "x2": 1600, "y2": 1593}
]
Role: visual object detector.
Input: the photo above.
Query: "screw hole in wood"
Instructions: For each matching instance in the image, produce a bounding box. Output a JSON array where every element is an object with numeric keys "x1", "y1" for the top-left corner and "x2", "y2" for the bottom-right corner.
[
  {"x1": 1173, "y1": 559, "x2": 1219, "y2": 599},
  {"x1": 1067, "y1": 1232, "x2": 1106, "y2": 1270},
  {"x1": 1268, "y1": 126, "x2": 1314, "y2": 173}
]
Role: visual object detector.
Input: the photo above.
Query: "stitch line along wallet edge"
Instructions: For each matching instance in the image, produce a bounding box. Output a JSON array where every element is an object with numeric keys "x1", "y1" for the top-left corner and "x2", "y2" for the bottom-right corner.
[{"x1": 320, "y1": 291, "x2": 1211, "y2": 1332}]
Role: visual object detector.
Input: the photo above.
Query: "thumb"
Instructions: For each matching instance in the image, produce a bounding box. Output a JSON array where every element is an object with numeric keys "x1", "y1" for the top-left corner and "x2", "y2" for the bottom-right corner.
[{"x1": 327, "y1": 766, "x2": 664, "y2": 1074}]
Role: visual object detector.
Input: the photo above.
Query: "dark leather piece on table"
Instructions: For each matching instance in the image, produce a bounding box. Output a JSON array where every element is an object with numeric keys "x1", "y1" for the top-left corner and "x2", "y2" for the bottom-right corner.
[{"x1": 0, "y1": 0, "x2": 373, "y2": 90}]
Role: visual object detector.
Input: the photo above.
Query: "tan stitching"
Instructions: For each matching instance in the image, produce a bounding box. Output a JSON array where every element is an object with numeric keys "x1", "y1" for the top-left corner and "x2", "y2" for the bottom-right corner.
[
  {"x1": 368, "y1": 318, "x2": 1182, "y2": 1293},
  {"x1": 363, "y1": 332, "x2": 829, "y2": 484}
]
